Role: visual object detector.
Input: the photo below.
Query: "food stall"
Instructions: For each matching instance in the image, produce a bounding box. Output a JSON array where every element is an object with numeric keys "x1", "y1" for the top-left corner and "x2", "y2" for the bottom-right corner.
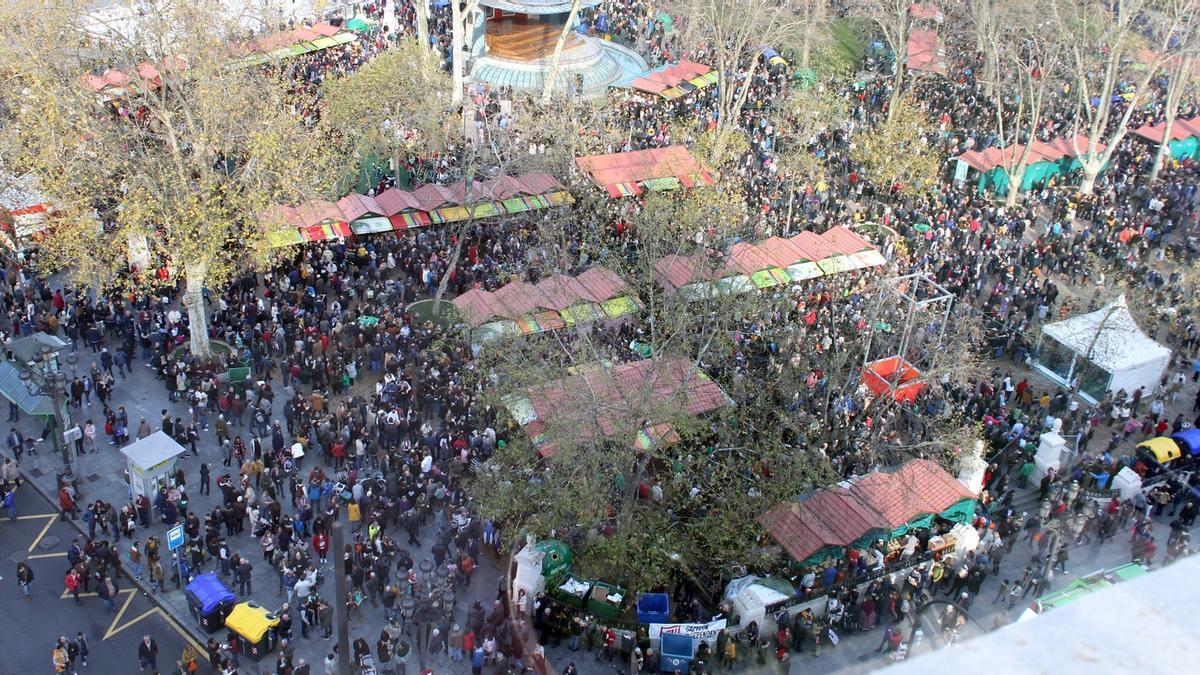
[{"x1": 185, "y1": 573, "x2": 237, "y2": 633}]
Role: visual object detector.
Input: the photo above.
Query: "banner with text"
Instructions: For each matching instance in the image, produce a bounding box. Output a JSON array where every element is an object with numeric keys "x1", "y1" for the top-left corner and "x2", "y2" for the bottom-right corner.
[{"x1": 649, "y1": 619, "x2": 727, "y2": 647}]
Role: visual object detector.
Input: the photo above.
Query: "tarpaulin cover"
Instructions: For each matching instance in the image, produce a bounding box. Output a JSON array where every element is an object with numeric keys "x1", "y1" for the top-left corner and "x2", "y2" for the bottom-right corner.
[
  {"x1": 861, "y1": 356, "x2": 927, "y2": 403},
  {"x1": 1137, "y1": 436, "x2": 1181, "y2": 464},
  {"x1": 350, "y1": 217, "x2": 393, "y2": 235},
  {"x1": 186, "y1": 573, "x2": 236, "y2": 614}
]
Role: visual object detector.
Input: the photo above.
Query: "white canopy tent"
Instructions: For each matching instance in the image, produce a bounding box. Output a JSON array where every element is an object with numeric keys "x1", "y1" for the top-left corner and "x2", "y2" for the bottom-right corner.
[{"x1": 1035, "y1": 295, "x2": 1171, "y2": 403}]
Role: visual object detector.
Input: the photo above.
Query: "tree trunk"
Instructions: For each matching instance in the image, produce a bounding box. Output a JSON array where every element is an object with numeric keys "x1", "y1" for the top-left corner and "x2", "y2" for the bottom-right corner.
[
  {"x1": 886, "y1": 64, "x2": 904, "y2": 123},
  {"x1": 433, "y1": 227, "x2": 469, "y2": 316},
  {"x1": 1150, "y1": 122, "x2": 1175, "y2": 184},
  {"x1": 1077, "y1": 161, "x2": 1101, "y2": 196},
  {"x1": 541, "y1": 0, "x2": 583, "y2": 104},
  {"x1": 415, "y1": 0, "x2": 431, "y2": 57},
  {"x1": 1149, "y1": 56, "x2": 1191, "y2": 184},
  {"x1": 1004, "y1": 168, "x2": 1023, "y2": 208},
  {"x1": 184, "y1": 262, "x2": 212, "y2": 360},
  {"x1": 799, "y1": 0, "x2": 816, "y2": 70}
]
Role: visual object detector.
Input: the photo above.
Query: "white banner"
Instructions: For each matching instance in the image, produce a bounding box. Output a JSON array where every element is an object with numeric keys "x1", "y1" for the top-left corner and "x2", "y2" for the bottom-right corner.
[{"x1": 649, "y1": 619, "x2": 727, "y2": 647}]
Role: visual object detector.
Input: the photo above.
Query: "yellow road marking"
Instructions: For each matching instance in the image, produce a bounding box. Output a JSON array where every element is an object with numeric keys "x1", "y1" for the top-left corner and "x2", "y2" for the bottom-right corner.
[
  {"x1": 101, "y1": 589, "x2": 141, "y2": 640},
  {"x1": 25, "y1": 513, "x2": 59, "y2": 552},
  {"x1": 102, "y1": 591, "x2": 205, "y2": 652},
  {"x1": 16, "y1": 512, "x2": 61, "y2": 520},
  {"x1": 27, "y1": 551, "x2": 67, "y2": 559},
  {"x1": 155, "y1": 607, "x2": 207, "y2": 652}
]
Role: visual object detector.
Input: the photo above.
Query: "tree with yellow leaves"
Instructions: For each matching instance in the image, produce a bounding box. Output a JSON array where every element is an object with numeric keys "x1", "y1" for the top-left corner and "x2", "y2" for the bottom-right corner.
[
  {"x1": 321, "y1": 37, "x2": 454, "y2": 179},
  {"x1": 850, "y1": 98, "x2": 941, "y2": 197},
  {"x1": 0, "y1": 0, "x2": 341, "y2": 359}
]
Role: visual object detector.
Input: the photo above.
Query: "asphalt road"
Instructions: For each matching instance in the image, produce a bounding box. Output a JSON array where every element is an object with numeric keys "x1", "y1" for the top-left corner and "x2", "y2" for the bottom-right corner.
[{"x1": 0, "y1": 480, "x2": 202, "y2": 675}]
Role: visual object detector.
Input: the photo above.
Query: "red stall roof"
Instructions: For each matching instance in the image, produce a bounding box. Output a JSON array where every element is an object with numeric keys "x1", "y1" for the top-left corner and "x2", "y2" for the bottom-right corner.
[
  {"x1": 908, "y1": 2, "x2": 942, "y2": 20},
  {"x1": 630, "y1": 60, "x2": 712, "y2": 95},
  {"x1": 260, "y1": 171, "x2": 568, "y2": 229},
  {"x1": 654, "y1": 227, "x2": 885, "y2": 291},
  {"x1": 575, "y1": 146, "x2": 715, "y2": 197},
  {"x1": 907, "y1": 29, "x2": 946, "y2": 75},
  {"x1": 452, "y1": 266, "x2": 630, "y2": 326},
  {"x1": 758, "y1": 459, "x2": 975, "y2": 563},
  {"x1": 1133, "y1": 116, "x2": 1200, "y2": 144},
  {"x1": 523, "y1": 357, "x2": 730, "y2": 448}
]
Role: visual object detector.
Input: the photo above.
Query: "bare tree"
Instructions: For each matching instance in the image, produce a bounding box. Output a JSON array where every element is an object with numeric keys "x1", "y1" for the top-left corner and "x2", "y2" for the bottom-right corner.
[
  {"x1": 1052, "y1": 0, "x2": 1185, "y2": 194},
  {"x1": 541, "y1": 0, "x2": 584, "y2": 104},
  {"x1": 414, "y1": 0, "x2": 434, "y2": 63},
  {"x1": 798, "y1": 0, "x2": 829, "y2": 70},
  {"x1": 966, "y1": 0, "x2": 1006, "y2": 98},
  {"x1": 690, "y1": 0, "x2": 805, "y2": 154},
  {"x1": 987, "y1": 0, "x2": 1065, "y2": 207},
  {"x1": 1148, "y1": 6, "x2": 1200, "y2": 183},
  {"x1": 858, "y1": 0, "x2": 916, "y2": 122}
]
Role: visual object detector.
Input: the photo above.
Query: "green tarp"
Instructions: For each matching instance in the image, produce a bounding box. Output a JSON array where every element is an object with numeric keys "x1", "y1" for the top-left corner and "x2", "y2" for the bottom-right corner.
[
  {"x1": 938, "y1": 498, "x2": 977, "y2": 524},
  {"x1": 656, "y1": 12, "x2": 674, "y2": 35},
  {"x1": 974, "y1": 160, "x2": 1061, "y2": 196},
  {"x1": 1169, "y1": 136, "x2": 1199, "y2": 160}
]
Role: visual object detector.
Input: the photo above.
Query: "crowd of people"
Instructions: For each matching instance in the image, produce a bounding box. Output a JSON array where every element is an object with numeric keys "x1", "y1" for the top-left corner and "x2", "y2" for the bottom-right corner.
[{"x1": 4, "y1": 1, "x2": 1200, "y2": 673}]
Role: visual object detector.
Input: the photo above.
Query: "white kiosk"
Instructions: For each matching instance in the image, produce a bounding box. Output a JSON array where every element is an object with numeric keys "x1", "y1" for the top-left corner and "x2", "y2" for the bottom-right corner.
[{"x1": 120, "y1": 431, "x2": 186, "y2": 502}]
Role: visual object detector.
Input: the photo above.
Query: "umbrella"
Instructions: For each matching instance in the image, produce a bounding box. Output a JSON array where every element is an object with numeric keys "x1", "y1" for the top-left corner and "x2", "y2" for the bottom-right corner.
[
  {"x1": 346, "y1": 17, "x2": 373, "y2": 33},
  {"x1": 914, "y1": 223, "x2": 931, "y2": 233}
]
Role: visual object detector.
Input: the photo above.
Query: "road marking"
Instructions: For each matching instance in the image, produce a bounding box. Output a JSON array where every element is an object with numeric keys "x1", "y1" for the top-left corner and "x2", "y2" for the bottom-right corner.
[
  {"x1": 103, "y1": 589, "x2": 148, "y2": 639},
  {"x1": 24, "y1": 513, "x2": 60, "y2": 553},
  {"x1": 16, "y1": 512, "x2": 61, "y2": 520},
  {"x1": 103, "y1": 591, "x2": 205, "y2": 652},
  {"x1": 26, "y1": 551, "x2": 68, "y2": 559}
]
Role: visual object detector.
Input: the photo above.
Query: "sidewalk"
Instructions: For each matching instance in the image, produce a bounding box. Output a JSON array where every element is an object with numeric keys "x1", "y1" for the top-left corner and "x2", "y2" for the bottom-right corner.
[{"x1": 9, "y1": 342, "x2": 501, "y2": 673}]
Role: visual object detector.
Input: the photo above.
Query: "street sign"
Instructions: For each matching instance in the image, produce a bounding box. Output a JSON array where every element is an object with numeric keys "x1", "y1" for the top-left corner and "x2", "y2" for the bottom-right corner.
[
  {"x1": 63, "y1": 425, "x2": 82, "y2": 445},
  {"x1": 167, "y1": 524, "x2": 185, "y2": 551}
]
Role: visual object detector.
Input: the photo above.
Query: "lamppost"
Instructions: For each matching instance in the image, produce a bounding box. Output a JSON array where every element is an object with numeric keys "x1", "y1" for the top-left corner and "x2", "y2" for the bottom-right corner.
[{"x1": 17, "y1": 343, "x2": 78, "y2": 481}]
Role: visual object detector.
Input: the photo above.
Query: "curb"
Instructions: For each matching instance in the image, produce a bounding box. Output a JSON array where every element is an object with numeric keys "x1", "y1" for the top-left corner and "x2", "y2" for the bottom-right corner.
[{"x1": 18, "y1": 465, "x2": 210, "y2": 651}]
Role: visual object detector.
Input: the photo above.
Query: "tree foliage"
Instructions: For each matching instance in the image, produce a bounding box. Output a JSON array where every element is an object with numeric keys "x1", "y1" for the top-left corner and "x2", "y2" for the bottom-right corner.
[
  {"x1": 0, "y1": 0, "x2": 339, "y2": 306},
  {"x1": 850, "y1": 98, "x2": 941, "y2": 195},
  {"x1": 321, "y1": 38, "x2": 454, "y2": 165}
]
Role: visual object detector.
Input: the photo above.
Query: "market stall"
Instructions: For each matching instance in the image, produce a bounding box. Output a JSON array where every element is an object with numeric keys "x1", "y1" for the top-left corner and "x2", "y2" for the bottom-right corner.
[
  {"x1": 654, "y1": 226, "x2": 885, "y2": 300},
  {"x1": 1035, "y1": 295, "x2": 1171, "y2": 403},
  {"x1": 759, "y1": 459, "x2": 977, "y2": 570}
]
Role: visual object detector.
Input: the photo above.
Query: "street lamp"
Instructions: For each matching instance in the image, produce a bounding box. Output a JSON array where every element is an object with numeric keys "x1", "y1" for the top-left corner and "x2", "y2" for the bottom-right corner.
[{"x1": 18, "y1": 343, "x2": 78, "y2": 481}]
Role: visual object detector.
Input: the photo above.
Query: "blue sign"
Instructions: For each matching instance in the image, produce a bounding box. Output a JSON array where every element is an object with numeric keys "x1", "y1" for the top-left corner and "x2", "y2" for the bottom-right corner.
[{"x1": 167, "y1": 524, "x2": 185, "y2": 551}]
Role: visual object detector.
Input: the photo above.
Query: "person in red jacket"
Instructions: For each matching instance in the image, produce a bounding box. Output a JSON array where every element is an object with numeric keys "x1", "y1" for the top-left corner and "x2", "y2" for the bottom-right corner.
[
  {"x1": 58, "y1": 486, "x2": 77, "y2": 520},
  {"x1": 312, "y1": 531, "x2": 329, "y2": 564}
]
